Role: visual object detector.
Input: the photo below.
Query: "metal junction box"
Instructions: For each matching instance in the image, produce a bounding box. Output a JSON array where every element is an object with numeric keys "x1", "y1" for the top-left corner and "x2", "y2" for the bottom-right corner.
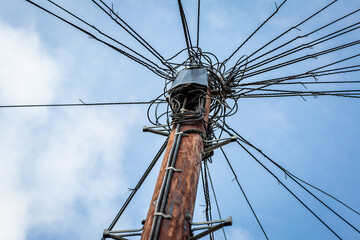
[{"x1": 170, "y1": 68, "x2": 208, "y2": 92}]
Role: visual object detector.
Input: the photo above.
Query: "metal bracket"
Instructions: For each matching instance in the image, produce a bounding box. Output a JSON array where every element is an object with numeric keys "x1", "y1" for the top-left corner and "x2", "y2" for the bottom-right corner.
[
  {"x1": 103, "y1": 222, "x2": 144, "y2": 240},
  {"x1": 186, "y1": 215, "x2": 233, "y2": 240},
  {"x1": 154, "y1": 212, "x2": 172, "y2": 219},
  {"x1": 143, "y1": 125, "x2": 170, "y2": 137},
  {"x1": 175, "y1": 131, "x2": 188, "y2": 136},
  {"x1": 203, "y1": 136, "x2": 237, "y2": 155},
  {"x1": 165, "y1": 166, "x2": 182, "y2": 173}
]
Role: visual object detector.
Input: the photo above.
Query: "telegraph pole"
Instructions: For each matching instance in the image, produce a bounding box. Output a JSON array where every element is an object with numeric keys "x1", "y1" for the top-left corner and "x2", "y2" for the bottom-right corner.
[{"x1": 141, "y1": 69, "x2": 211, "y2": 240}]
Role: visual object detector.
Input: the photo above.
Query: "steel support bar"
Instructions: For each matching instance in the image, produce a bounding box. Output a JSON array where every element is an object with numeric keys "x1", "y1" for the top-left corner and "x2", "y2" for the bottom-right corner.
[{"x1": 188, "y1": 217, "x2": 232, "y2": 240}]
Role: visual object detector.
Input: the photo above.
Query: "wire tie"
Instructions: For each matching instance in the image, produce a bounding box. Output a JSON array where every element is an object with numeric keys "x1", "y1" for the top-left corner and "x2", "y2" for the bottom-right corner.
[
  {"x1": 154, "y1": 212, "x2": 172, "y2": 219},
  {"x1": 175, "y1": 132, "x2": 188, "y2": 136},
  {"x1": 165, "y1": 167, "x2": 182, "y2": 173}
]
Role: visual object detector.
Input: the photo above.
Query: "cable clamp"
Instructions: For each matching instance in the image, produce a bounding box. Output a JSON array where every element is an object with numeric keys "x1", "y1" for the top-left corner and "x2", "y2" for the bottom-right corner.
[
  {"x1": 154, "y1": 212, "x2": 172, "y2": 219},
  {"x1": 175, "y1": 131, "x2": 188, "y2": 136},
  {"x1": 165, "y1": 166, "x2": 182, "y2": 173}
]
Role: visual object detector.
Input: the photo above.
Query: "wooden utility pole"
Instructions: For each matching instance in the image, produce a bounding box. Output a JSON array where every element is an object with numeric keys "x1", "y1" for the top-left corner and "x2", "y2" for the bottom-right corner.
[{"x1": 141, "y1": 90, "x2": 211, "y2": 240}]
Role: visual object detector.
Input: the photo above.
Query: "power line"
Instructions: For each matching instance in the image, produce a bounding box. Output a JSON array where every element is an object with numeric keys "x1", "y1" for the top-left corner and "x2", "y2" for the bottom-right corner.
[
  {"x1": 102, "y1": 139, "x2": 169, "y2": 240},
  {"x1": 231, "y1": 0, "x2": 338, "y2": 69},
  {"x1": 219, "y1": 147, "x2": 269, "y2": 240},
  {"x1": 177, "y1": 0, "x2": 194, "y2": 61},
  {"x1": 25, "y1": 0, "x2": 172, "y2": 79},
  {"x1": 0, "y1": 100, "x2": 165, "y2": 109},
  {"x1": 229, "y1": 7, "x2": 360, "y2": 76},
  {"x1": 196, "y1": 0, "x2": 201, "y2": 50},
  {"x1": 90, "y1": 0, "x2": 175, "y2": 73},
  {"x1": 206, "y1": 162, "x2": 228, "y2": 240},
  {"x1": 222, "y1": 123, "x2": 360, "y2": 237},
  {"x1": 223, "y1": 0, "x2": 288, "y2": 64},
  {"x1": 241, "y1": 22, "x2": 360, "y2": 76}
]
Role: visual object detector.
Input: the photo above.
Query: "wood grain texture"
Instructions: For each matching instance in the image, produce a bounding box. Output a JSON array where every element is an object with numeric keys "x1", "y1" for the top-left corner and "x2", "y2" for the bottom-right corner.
[{"x1": 141, "y1": 93, "x2": 211, "y2": 240}]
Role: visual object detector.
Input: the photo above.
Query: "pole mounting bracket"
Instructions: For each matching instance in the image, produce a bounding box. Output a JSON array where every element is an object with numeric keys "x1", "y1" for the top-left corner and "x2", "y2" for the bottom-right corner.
[
  {"x1": 203, "y1": 136, "x2": 237, "y2": 156},
  {"x1": 154, "y1": 212, "x2": 172, "y2": 219},
  {"x1": 103, "y1": 221, "x2": 144, "y2": 240},
  {"x1": 185, "y1": 215, "x2": 233, "y2": 240},
  {"x1": 143, "y1": 125, "x2": 170, "y2": 137}
]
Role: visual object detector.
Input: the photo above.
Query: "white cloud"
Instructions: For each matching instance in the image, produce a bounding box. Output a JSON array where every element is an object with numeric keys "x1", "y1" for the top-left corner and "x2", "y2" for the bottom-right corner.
[
  {"x1": 0, "y1": 21, "x2": 59, "y2": 105},
  {"x1": 0, "y1": 20, "x2": 139, "y2": 240}
]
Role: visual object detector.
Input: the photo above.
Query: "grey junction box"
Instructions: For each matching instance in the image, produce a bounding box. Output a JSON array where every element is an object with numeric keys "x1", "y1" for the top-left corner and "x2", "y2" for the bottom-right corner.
[{"x1": 170, "y1": 68, "x2": 208, "y2": 91}]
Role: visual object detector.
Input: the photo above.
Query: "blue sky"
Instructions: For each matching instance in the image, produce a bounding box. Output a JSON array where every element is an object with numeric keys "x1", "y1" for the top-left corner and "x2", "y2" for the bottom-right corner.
[{"x1": 0, "y1": 0, "x2": 359, "y2": 240}]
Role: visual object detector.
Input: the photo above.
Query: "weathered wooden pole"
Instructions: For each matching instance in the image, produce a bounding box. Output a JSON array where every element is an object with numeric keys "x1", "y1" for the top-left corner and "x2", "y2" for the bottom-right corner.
[{"x1": 141, "y1": 86, "x2": 211, "y2": 240}]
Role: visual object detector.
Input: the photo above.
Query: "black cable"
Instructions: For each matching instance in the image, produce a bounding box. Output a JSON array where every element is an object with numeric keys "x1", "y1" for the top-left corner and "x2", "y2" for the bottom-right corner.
[
  {"x1": 223, "y1": 123, "x2": 360, "y2": 237},
  {"x1": 177, "y1": 0, "x2": 194, "y2": 61},
  {"x1": 240, "y1": 80, "x2": 360, "y2": 87},
  {"x1": 150, "y1": 124, "x2": 183, "y2": 240},
  {"x1": 223, "y1": 0, "x2": 288, "y2": 64},
  {"x1": 238, "y1": 56, "x2": 360, "y2": 91},
  {"x1": 232, "y1": 0, "x2": 338, "y2": 68},
  {"x1": 45, "y1": 0, "x2": 167, "y2": 73},
  {"x1": 200, "y1": 162, "x2": 212, "y2": 226},
  {"x1": 102, "y1": 138, "x2": 169, "y2": 240},
  {"x1": 25, "y1": 0, "x2": 171, "y2": 79},
  {"x1": 203, "y1": 160, "x2": 214, "y2": 240},
  {"x1": 219, "y1": 147, "x2": 269, "y2": 240},
  {"x1": 242, "y1": 40, "x2": 360, "y2": 80},
  {"x1": 196, "y1": 0, "x2": 201, "y2": 50},
  {"x1": 287, "y1": 174, "x2": 360, "y2": 234},
  {"x1": 0, "y1": 101, "x2": 165, "y2": 108},
  {"x1": 287, "y1": 173, "x2": 360, "y2": 216},
  {"x1": 241, "y1": 22, "x2": 360, "y2": 76},
  {"x1": 217, "y1": 123, "x2": 343, "y2": 239},
  {"x1": 91, "y1": 0, "x2": 175, "y2": 73},
  {"x1": 233, "y1": 140, "x2": 343, "y2": 239},
  {"x1": 206, "y1": 160, "x2": 228, "y2": 240},
  {"x1": 230, "y1": 7, "x2": 360, "y2": 74}
]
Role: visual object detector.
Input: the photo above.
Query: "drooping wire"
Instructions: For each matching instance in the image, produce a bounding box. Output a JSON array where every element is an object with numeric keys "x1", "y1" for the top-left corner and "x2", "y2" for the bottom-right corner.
[
  {"x1": 241, "y1": 40, "x2": 360, "y2": 80},
  {"x1": 200, "y1": 160, "x2": 213, "y2": 229},
  {"x1": 222, "y1": 123, "x2": 360, "y2": 238},
  {"x1": 232, "y1": 0, "x2": 338, "y2": 68},
  {"x1": 177, "y1": 0, "x2": 195, "y2": 61},
  {"x1": 45, "y1": 0, "x2": 169, "y2": 74},
  {"x1": 223, "y1": 125, "x2": 360, "y2": 234},
  {"x1": 232, "y1": 7, "x2": 360, "y2": 73},
  {"x1": 102, "y1": 138, "x2": 169, "y2": 240},
  {"x1": 287, "y1": 173, "x2": 360, "y2": 216},
  {"x1": 90, "y1": 0, "x2": 175, "y2": 74},
  {"x1": 196, "y1": 0, "x2": 201, "y2": 50},
  {"x1": 200, "y1": 160, "x2": 214, "y2": 240},
  {"x1": 24, "y1": 0, "x2": 172, "y2": 80},
  {"x1": 240, "y1": 23, "x2": 360, "y2": 77},
  {"x1": 0, "y1": 100, "x2": 165, "y2": 108},
  {"x1": 219, "y1": 147, "x2": 269, "y2": 240},
  {"x1": 222, "y1": 0, "x2": 288, "y2": 64},
  {"x1": 206, "y1": 159, "x2": 228, "y2": 240}
]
